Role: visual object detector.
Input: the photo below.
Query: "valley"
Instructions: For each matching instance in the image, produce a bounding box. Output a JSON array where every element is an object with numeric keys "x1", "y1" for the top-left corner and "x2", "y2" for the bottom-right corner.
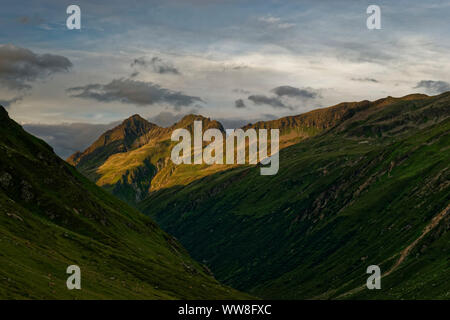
[
  {"x1": 3, "y1": 92, "x2": 448, "y2": 299},
  {"x1": 0, "y1": 106, "x2": 249, "y2": 299}
]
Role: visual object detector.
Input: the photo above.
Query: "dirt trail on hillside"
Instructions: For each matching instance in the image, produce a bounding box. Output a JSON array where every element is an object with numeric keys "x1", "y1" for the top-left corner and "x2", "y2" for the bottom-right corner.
[
  {"x1": 335, "y1": 203, "x2": 450, "y2": 299},
  {"x1": 383, "y1": 203, "x2": 449, "y2": 277}
]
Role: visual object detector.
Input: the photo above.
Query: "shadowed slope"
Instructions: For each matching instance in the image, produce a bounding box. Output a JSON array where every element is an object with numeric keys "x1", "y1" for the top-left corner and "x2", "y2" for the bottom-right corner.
[{"x1": 140, "y1": 92, "x2": 450, "y2": 299}]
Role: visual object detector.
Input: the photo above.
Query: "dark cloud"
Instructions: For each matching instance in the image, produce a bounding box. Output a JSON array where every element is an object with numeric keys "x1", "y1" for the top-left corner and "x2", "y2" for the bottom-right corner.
[
  {"x1": 248, "y1": 94, "x2": 292, "y2": 110},
  {"x1": 222, "y1": 64, "x2": 250, "y2": 72},
  {"x1": 131, "y1": 56, "x2": 180, "y2": 75},
  {"x1": 23, "y1": 121, "x2": 120, "y2": 159},
  {"x1": 219, "y1": 114, "x2": 278, "y2": 129},
  {"x1": 351, "y1": 78, "x2": 379, "y2": 83},
  {"x1": 219, "y1": 118, "x2": 250, "y2": 129},
  {"x1": 232, "y1": 65, "x2": 249, "y2": 70},
  {"x1": 271, "y1": 85, "x2": 320, "y2": 99},
  {"x1": 67, "y1": 78, "x2": 203, "y2": 109},
  {"x1": 148, "y1": 107, "x2": 201, "y2": 127},
  {"x1": 414, "y1": 80, "x2": 450, "y2": 94},
  {"x1": 0, "y1": 44, "x2": 72, "y2": 90},
  {"x1": 129, "y1": 71, "x2": 139, "y2": 78},
  {"x1": 235, "y1": 99, "x2": 246, "y2": 109},
  {"x1": 148, "y1": 111, "x2": 184, "y2": 127}
]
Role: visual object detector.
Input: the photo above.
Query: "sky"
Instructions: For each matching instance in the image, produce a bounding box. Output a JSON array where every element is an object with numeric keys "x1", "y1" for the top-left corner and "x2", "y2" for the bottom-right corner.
[{"x1": 1, "y1": 0, "x2": 450, "y2": 156}]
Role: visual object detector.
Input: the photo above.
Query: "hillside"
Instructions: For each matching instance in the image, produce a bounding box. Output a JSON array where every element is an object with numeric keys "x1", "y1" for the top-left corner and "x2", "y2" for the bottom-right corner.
[
  {"x1": 68, "y1": 114, "x2": 227, "y2": 204},
  {"x1": 0, "y1": 105, "x2": 249, "y2": 299},
  {"x1": 139, "y1": 92, "x2": 450, "y2": 299}
]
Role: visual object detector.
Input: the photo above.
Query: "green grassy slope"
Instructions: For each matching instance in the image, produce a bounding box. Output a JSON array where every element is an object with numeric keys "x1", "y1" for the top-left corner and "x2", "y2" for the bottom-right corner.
[
  {"x1": 0, "y1": 106, "x2": 250, "y2": 299},
  {"x1": 140, "y1": 93, "x2": 450, "y2": 299}
]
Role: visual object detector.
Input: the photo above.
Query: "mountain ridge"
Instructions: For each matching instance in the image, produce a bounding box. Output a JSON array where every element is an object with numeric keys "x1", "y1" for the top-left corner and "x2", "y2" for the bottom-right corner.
[{"x1": 66, "y1": 93, "x2": 438, "y2": 205}]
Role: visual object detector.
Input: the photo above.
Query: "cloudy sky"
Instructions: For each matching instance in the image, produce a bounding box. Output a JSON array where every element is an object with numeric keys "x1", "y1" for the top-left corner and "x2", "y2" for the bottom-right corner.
[{"x1": 1, "y1": 0, "x2": 450, "y2": 156}]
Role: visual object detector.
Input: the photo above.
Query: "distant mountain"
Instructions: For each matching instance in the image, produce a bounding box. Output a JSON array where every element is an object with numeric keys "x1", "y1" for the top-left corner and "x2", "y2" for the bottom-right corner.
[
  {"x1": 67, "y1": 114, "x2": 226, "y2": 204},
  {"x1": 139, "y1": 92, "x2": 450, "y2": 299},
  {"x1": 0, "y1": 105, "x2": 249, "y2": 299},
  {"x1": 67, "y1": 114, "x2": 158, "y2": 170},
  {"x1": 69, "y1": 94, "x2": 440, "y2": 206}
]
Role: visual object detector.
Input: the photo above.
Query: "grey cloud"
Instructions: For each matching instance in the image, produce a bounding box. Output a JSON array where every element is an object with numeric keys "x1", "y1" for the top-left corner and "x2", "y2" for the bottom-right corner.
[
  {"x1": 131, "y1": 56, "x2": 180, "y2": 75},
  {"x1": 235, "y1": 99, "x2": 246, "y2": 108},
  {"x1": 271, "y1": 86, "x2": 320, "y2": 99},
  {"x1": 129, "y1": 71, "x2": 139, "y2": 78},
  {"x1": 261, "y1": 113, "x2": 278, "y2": 120},
  {"x1": 148, "y1": 108, "x2": 201, "y2": 127},
  {"x1": 351, "y1": 78, "x2": 379, "y2": 83},
  {"x1": 222, "y1": 64, "x2": 250, "y2": 72},
  {"x1": 233, "y1": 88, "x2": 251, "y2": 95},
  {"x1": 67, "y1": 78, "x2": 203, "y2": 109},
  {"x1": 148, "y1": 111, "x2": 184, "y2": 127},
  {"x1": 218, "y1": 114, "x2": 278, "y2": 129},
  {"x1": 414, "y1": 80, "x2": 450, "y2": 94},
  {"x1": 333, "y1": 41, "x2": 394, "y2": 64},
  {"x1": 0, "y1": 44, "x2": 72, "y2": 90},
  {"x1": 218, "y1": 118, "x2": 249, "y2": 129},
  {"x1": 0, "y1": 95, "x2": 24, "y2": 108},
  {"x1": 248, "y1": 94, "x2": 292, "y2": 110}
]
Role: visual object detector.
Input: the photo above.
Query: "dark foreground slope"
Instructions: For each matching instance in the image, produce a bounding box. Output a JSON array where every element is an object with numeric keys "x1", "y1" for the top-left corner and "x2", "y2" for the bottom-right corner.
[
  {"x1": 140, "y1": 93, "x2": 450, "y2": 299},
  {"x1": 0, "y1": 106, "x2": 249, "y2": 299}
]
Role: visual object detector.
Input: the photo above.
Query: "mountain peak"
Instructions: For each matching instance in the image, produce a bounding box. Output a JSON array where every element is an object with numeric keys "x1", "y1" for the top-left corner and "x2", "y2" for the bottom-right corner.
[
  {"x1": 122, "y1": 113, "x2": 150, "y2": 124},
  {"x1": 174, "y1": 114, "x2": 225, "y2": 132},
  {"x1": 178, "y1": 113, "x2": 206, "y2": 122},
  {"x1": 67, "y1": 114, "x2": 158, "y2": 166}
]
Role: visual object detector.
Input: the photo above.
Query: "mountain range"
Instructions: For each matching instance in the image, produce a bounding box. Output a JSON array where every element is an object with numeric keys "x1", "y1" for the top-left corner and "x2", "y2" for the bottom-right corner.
[
  {"x1": 67, "y1": 98, "x2": 389, "y2": 205},
  {"x1": 2, "y1": 91, "x2": 449, "y2": 299}
]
